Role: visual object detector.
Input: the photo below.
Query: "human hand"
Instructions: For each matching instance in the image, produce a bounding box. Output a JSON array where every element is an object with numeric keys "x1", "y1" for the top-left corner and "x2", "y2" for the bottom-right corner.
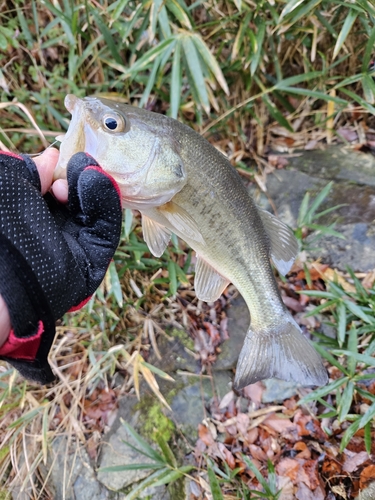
[
  {"x1": 0, "y1": 150, "x2": 122, "y2": 383},
  {"x1": 0, "y1": 148, "x2": 65, "y2": 346}
]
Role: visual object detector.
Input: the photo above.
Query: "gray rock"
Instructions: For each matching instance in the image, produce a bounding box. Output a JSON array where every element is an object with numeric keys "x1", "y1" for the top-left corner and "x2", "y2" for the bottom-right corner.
[
  {"x1": 261, "y1": 378, "x2": 301, "y2": 403},
  {"x1": 39, "y1": 436, "x2": 110, "y2": 500},
  {"x1": 358, "y1": 481, "x2": 375, "y2": 500},
  {"x1": 214, "y1": 296, "x2": 249, "y2": 371},
  {"x1": 260, "y1": 146, "x2": 375, "y2": 272},
  {"x1": 97, "y1": 408, "x2": 155, "y2": 491}
]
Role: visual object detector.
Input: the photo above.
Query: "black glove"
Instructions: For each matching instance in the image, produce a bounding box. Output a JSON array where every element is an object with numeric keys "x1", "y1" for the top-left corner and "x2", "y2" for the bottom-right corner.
[{"x1": 0, "y1": 152, "x2": 122, "y2": 384}]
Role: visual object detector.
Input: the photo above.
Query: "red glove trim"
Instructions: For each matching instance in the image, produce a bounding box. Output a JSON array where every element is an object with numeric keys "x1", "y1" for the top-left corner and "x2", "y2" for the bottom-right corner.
[
  {"x1": 0, "y1": 151, "x2": 23, "y2": 160},
  {"x1": 84, "y1": 164, "x2": 122, "y2": 203},
  {"x1": 0, "y1": 321, "x2": 44, "y2": 360},
  {"x1": 68, "y1": 295, "x2": 92, "y2": 312}
]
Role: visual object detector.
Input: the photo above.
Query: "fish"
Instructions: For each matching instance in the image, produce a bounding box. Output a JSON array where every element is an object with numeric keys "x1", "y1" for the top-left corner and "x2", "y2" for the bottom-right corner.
[{"x1": 54, "y1": 94, "x2": 328, "y2": 389}]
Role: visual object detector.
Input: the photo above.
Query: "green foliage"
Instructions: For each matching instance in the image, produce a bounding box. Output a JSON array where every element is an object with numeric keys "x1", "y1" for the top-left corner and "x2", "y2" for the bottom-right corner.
[
  {"x1": 295, "y1": 181, "x2": 346, "y2": 251},
  {"x1": 299, "y1": 272, "x2": 375, "y2": 453},
  {"x1": 1, "y1": 0, "x2": 375, "y2": 145},
  {"x1": 97, "y1": 419, "x2": 194, "y2": 500}
]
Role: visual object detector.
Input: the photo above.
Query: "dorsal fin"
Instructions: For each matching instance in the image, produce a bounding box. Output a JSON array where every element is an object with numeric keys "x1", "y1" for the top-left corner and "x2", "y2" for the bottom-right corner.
[{"x1": 258, "y1": 208, "x2": 299, "y2": 276}]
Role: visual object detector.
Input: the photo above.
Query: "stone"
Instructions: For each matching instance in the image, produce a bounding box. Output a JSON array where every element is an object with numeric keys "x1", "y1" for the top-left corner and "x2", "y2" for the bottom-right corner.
[
  {"x1": 259, "y1": 146, "x2": 375, "y2": 272},
  {"x1": 213, "y1": 296, "x2": 249, "y2": 371},
  {"x1": 39, "y1": 436, "x2": 110, "y2": 500}
]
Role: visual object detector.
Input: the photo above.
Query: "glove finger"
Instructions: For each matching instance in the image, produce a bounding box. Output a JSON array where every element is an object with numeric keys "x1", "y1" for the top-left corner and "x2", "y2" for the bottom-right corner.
[
  {"x1": 0, "y1": 152, "x2": 41, "y2": 191},
  {"x1": 75, "y1": 166, "x2": 122, "y2": 293},
  {"x1": 66, "y1": 152, "x2": 100, "y2": 212}
]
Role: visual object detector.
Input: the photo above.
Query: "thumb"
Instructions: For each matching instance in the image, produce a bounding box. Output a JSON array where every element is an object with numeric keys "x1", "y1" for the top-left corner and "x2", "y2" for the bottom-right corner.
[{"x1": 74, "y1": 166, "x2": 122, "y2": 292}]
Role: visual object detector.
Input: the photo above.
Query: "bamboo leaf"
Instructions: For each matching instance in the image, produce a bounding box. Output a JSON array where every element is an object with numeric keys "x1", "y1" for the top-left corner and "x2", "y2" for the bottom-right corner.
[
  {"x1": 181, "y1": 35, "x2": 210, "y2": 113},
  {"x1": 207, "y1": 463, "x2": 224, "y2": 500},
  {"x1": 344, "y1": 300, "x2": 374, "y2": 325},
  {"x1": 362, "y1": 25, "x2": 375, "y2": 71},
  {"x1": 170, "y1": 40, "x2": 182, "y2": 118},
  {"x1": 166, "y1": 0, "x2": 192, "y2": 29},
  {"x1": 299, "y1": 377, "x2": 348, "y2": 404},
  {"x1": 124, "y1": 37, "x2": 176, "y2": 77},
  {"x1": 124, "y1": 467, "x2": 171, "y2": 500},
  {"x1": 278, "y1": 0, "x2": 306, "y2": 22},
  {"x1": 340, "y1": 87, "x2": 375, "y2": 114},
  {"x1": 98, "y1": 463, "x2": 165, "y2": 473},
  {"x1": 192, "y1": 34, "x2": 229, "y2": 95},
  {"x1": 250, "y1": 19, "x2": 265, "y2": 76},
  {"x1": 120, "y1": 419, "x2": 165, "y2": 462},
  {"x1": 92, "y1": 12, "x2": 122, "y2": 65},
  {"x1": 275, "y1": 70, "x2": 323, "y2": 89},
  {"x1": 362, "y1": 74, "x2": 375, "y2": 104},
  {"x1": 154, "y1": 432, "x2": 177, "y2": 467},
  {"x1": 333, "y1": 9, "x2": 358, "y2": 61},
  {"x1": 338, "y1": 381, "x2": 354, "y2": 422},
  {"x1": 262, "y1": 95, "x2": 293, "y2": 132},
  {"x1": 337, "y1": 301, "x2": 347, "y2": 347}
]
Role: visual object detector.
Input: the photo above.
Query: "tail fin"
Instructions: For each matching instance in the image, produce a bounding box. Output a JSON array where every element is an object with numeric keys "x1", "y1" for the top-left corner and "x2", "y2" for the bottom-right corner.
[{"x1": 233, "y1": 317, "x2": 328, "y2": 390}]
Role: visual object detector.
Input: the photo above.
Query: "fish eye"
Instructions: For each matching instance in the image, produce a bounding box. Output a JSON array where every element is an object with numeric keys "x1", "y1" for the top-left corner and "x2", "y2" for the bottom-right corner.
[{"x1": 102, "y1": 113, "x2": 126, "y2": 133}]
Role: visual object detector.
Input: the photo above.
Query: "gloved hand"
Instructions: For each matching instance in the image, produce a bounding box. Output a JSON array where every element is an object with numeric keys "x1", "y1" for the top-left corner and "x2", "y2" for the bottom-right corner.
[{"x1": 0, "y1": 152, "x2": 122, "y2": 384}]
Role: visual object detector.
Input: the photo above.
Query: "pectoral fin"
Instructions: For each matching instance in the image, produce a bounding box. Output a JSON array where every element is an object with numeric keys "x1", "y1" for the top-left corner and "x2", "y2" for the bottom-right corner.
[
  {"x1": 259, "y1": 208, "x2": 299, "y2": 276},
  {"x1": 142, "y1": 214, "x2": 171, "y2": 257},
  {"x1": 195, "y1": 255, "x2": 229, "y2": 302},
  {"x1": 159, "y1": 201, "x2": 205, "y2": 246}
]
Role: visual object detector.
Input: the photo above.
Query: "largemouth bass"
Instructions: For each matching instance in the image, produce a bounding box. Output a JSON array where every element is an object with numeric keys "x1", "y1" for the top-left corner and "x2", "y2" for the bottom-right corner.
[{"x1": 54, "y1": 94, "x2": 328, "y2": 389}]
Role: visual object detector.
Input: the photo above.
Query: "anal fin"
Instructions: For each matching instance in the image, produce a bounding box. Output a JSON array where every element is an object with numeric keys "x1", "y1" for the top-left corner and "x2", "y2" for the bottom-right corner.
[
  {"x1": 195, "y1": 255, "x2": 229, "y2": 302},
  {"x1": 142, "y1": 214, "x2": 171, "y2": 257}
]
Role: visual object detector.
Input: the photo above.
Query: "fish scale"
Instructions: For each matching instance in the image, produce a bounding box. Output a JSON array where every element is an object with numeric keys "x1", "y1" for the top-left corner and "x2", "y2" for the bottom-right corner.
[{"x1": 54, "y1": 94, "x2": 328, "y2": 389}]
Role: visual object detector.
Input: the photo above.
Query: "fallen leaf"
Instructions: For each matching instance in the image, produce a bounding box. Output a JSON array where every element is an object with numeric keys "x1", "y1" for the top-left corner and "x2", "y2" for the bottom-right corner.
[
  {"x1": 248, "y1": 444, "x2": 268, "y2": 462},
  {"x1": 342, "y1": 450, "x2": 369, "y2": 473},
  {"x1": 302, "y1": 459, "x2": 320, "y2": 490},
  {"x1": 219, "y1": 390, "x2": 235, "y2": 409},
  {"x1": 236, "y1": 412, "x2": 250, "y2": 435},
  {"x1": 296, "y1": 481, "x2": 324, "y2": 500},
  {"x1": 243, "y1": 382, "x2": 264, "y2": 407},
  {"x1": 217, "y1": 442, "x2": 236, "y2": 469},
  {"x1": 277, "y1": 476, "x2": 295, "y2": 500},
  {"x1": 294, "y1": 441, "x2": 311, "y2": 459},
  {"x1": 360, "y1": 464, "x2": 375, "y2": 490},
  {"x1": 198, "y1": 423, "x2": 215, "y2": 447},
  {"x1": 331, "y1": 484, "x2": 347, "y2": 499},
  {"x1": 264, "y1": 413, "x2": 297, "y2": 434},
  {"x1": 276, "y1": 457, "x2": 300, "y2": 482}
]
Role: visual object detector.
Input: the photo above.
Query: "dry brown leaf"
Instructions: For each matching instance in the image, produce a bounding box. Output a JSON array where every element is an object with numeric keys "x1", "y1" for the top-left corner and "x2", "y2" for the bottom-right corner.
[
  {"x1": 263, "y1": 413, "x2": 296, "y2": 434},
  {"x1": 296, "y1": 481, "x2": 324, "y2": 500},
  {"x1": 294, "y1": 441, "x2": 311, "y2": 459},
  {"x1": 236, "y1": 413, "x2": 250, "y2": 435},
  {"x1": 276, "y1": 457, "x2": 300, "y2": 482},
  {"x1": 219, "y1": 390, "x2": 235, "y2": 410},
  {"x1": 248, "y1": 444, "x2": 268, "y2": 462},
  {"x1": 342, "y1": 450, "x2": 369, "y2": 473},
  {"x1": 362, "y1": 269, "x2": 375, "y2": 289},
  {"x1": 198, "y1": 423, "x2": 215, "y2": 447},
  {"x1": 217, "y1": 442, "x2": 236, "y2": 469},
  {"x1": 311, "y1": 263, "x2": 356, "y2": 293},
  {"x1": 277, "y1": 476, "x2": 295, "y2": 500},
  {"x1": 302, "y1": 459, "x2": 320, "y2": 490},
  {"x1": 360, "y1": 464, "x2": 375, "y2": 490},
  {"x1": 243, "y1": 382, "x2": 264, "y2": 407}
]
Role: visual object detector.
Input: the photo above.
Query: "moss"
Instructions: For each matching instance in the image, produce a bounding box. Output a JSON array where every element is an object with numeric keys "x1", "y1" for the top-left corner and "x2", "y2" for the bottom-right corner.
[
  {"x1": 170, "y1": 328, "x2": 195, "y2": 351},
  {"x1": 135, "y1": 397, "x2": 175, "y2": 443}
]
